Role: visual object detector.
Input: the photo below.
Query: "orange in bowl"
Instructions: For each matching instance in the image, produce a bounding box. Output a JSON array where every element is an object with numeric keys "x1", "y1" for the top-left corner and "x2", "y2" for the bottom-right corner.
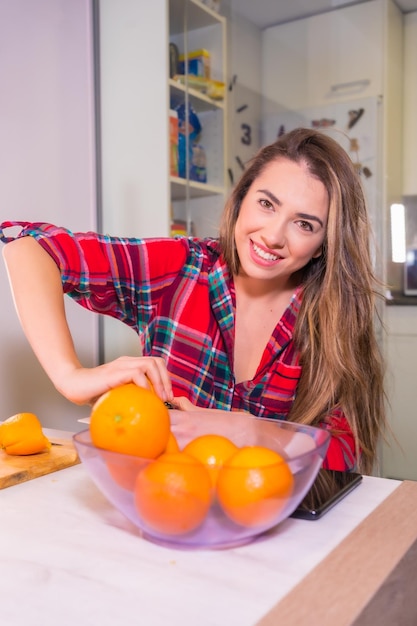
[
  {"x1": 105, "y1": 453, "x2": 147, "y2": 491},
  {"x1": 134, "y1": 451, "x2": 212, "y2": 536},
  {"x1": 106, "y1": 431, "x2": 181, "y2": 492},
  {"x1": 216, "y1": 445, "x2": 294, "y2": 528},
  {"x1": 183, "y1": 433, "x2": 238, "y2": 487},
  {"x1": 73, "y1": 414, "x2": 331, "y2": 549}
]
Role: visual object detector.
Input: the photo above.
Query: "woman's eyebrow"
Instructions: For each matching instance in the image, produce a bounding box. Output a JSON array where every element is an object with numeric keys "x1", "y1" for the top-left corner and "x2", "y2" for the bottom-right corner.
[
  {"x1": 257, "y1": 188, "x2": 281, "y2": 205},
  {"x1": 257, "y1": 189, "x2": 324, "y2": 228},
  {"x1": 296, "y1": 212, "x2": 324, "y2": 228}
]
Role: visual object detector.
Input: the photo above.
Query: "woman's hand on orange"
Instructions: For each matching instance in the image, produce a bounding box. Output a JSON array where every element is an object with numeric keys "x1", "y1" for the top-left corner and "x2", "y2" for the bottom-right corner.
[{"x1": 54, "y1": 356, "x2": 173, "y2": 406}]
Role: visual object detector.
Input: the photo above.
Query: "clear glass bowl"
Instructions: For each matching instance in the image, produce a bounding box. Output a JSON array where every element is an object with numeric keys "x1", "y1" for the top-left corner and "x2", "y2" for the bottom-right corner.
[{"x1": 73, "y1": 411, "x2": 330, "y2": 549}]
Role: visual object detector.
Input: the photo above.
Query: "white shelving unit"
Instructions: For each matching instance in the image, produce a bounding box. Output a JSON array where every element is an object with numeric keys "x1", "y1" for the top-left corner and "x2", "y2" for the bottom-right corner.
[
  {"x1": 168, "y1": 0, "x2": 228, "y2": 237},
  {"x1": 98, "y1": 0, "x2": 228, "y2": 239}
]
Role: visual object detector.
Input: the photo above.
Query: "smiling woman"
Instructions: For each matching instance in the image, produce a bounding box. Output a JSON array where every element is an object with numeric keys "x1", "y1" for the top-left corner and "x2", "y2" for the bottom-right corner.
[
  {"x1": 234, "y1": 158, "x2": 328, "y2": 282},
  {"x1": 231, "y1": 157, "x2": 329, "y2": 385},
  {"x1": 0, "y1": 128, "x2": 386, "y2": 474}
]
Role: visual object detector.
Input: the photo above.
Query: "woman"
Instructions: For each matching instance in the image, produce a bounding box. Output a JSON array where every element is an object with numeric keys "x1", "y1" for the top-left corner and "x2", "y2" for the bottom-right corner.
[{"x1": 0, "y1": 128, "x2": 386, "y2": 473}]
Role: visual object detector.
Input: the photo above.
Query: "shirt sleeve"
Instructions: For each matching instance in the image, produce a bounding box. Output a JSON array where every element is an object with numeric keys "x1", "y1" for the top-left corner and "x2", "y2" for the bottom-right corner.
[
  {"x1": 318, "y1": 410, "x2": 357, "y2": 471},
  {"x1": 1, "y1": 221, "x2": 190, "y2": 333}
]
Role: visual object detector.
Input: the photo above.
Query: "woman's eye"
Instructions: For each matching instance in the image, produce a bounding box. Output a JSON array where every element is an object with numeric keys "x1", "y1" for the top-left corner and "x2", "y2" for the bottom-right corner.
[
  {"x1": 259, "y1": 199, "x2": 273, "y2": 210},
  {"x1": 297, "y1": 220, "x2": 314, "y2": 232}
]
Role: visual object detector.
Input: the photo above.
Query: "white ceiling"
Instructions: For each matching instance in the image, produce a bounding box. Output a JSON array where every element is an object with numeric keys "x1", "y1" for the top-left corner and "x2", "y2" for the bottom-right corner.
[{"x1": 231, "y1": 0, "x2": 417, "y2": 30}]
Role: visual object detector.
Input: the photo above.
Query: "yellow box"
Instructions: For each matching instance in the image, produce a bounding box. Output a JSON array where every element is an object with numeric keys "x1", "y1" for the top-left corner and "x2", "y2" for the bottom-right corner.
[{"x1": 178, "y1": 49, "x2": 211, "y2": 79}]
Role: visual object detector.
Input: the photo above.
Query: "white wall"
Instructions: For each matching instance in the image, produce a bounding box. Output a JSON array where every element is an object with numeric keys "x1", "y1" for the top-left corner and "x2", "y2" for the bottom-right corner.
[
  {"x1": 0, "y1": 0, "x2": 98, "y2": 430},
  {"x1": 403, "y1": 11, "x2": 417, "y2": 195},
  {"x1": 223, "y1": 5, "x2": 263, "y2": 197}
]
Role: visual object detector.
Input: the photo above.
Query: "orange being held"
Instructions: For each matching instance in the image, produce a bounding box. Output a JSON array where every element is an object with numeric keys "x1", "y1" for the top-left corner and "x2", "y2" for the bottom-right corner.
[
  {"x1": 0, "y1": 412, "x2": 51, "y2": 455},
  {"x1": 216, "y1": 445, "x2": 294, "y2": 528},
  {"x1": 90, "y1": 383, "x2": 170, "y2": 459},
  {"x1": 183, "y1": 433, "x2": 238, "y2": 487},
  {"x1": 134, "y1": 451, "x2": 212, "y2": 535}
]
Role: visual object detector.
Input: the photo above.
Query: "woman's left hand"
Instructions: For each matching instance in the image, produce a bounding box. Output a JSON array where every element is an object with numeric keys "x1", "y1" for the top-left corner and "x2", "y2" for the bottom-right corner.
[{"x1": 172, "y1": 396, "x2": 205, "y2": 411}]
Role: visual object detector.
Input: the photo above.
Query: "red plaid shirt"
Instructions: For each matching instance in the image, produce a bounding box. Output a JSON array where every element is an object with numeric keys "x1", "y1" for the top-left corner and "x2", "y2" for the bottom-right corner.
[{"x1": 0, "y1": 221, "x2": 356, "y2": 470}]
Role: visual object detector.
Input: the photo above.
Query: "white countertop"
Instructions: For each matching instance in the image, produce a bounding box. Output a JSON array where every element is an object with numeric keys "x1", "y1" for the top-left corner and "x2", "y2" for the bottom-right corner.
[{"x1": 0, "y1": 432, "x2": 401, "y2": 626}]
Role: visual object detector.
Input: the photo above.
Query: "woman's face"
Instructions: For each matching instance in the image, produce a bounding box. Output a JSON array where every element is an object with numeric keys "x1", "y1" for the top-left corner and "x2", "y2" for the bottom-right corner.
[{"x1": 234, "y1": 157, "x2": 328, "y2": 287}]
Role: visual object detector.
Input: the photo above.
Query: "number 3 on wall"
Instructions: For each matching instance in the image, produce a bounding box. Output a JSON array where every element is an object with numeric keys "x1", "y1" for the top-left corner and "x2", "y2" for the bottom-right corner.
[
  {"x1": 228, "y1": 75, "x2": 259, "y2": 186},
  {"x1": 240, "y1": 122, "x2": 252, "y2": 146}
]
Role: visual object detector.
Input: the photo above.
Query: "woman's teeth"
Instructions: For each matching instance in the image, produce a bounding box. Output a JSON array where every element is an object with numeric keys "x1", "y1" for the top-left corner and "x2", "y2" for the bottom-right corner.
[{"x1": 252, "y1": 242, "x2": 279, "y2": 261}]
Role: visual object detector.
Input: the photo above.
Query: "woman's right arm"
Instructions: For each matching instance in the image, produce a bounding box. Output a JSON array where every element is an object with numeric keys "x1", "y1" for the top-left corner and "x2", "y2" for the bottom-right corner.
[{"x1": 2, "y1": 237, "x2": 173, "y2": 405}]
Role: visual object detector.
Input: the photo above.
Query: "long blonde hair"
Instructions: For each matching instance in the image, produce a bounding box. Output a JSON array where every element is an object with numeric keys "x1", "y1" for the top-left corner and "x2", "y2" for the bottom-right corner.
[{"x1": 219, "y1": 128, "x2": 386, "y2": 473}]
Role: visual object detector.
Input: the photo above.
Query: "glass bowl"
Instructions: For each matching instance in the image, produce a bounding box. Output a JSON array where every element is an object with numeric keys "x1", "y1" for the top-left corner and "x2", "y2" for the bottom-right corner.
[{"x1": 73, "y1": 410, "x2": 330, "y2": 549}]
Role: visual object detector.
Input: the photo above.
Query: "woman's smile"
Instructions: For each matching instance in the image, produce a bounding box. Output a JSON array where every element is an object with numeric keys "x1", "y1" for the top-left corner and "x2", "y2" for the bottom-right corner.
[{"x1": 250, "y1": 239, "x2": 283, "y2": 265}]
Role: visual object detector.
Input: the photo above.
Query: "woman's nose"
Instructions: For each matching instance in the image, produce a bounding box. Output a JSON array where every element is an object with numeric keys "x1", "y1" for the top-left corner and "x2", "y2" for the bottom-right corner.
[{"x1": 262, "y1": 216, "x2": 286, "y2": 249}]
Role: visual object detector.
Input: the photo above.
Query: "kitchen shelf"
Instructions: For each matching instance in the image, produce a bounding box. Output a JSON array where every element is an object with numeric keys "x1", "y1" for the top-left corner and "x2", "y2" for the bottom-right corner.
[
  {"x1": 169, "y1": 78, "x2": 225, "y2": 112},
  {"x1": 170, "y1": 176, "x2": 224, "y2": 200}
]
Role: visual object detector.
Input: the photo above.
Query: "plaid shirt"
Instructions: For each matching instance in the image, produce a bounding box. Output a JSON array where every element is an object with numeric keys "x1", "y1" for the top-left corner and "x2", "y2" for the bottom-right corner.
[{"x1": 0, "y1": 221, "x2": 356, "y2": 470}]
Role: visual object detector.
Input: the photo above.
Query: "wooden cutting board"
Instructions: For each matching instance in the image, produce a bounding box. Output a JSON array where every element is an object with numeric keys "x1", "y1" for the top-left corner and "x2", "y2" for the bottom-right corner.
[{"x1": 0, "y1": 437, "x2": 80, "y2": 489}]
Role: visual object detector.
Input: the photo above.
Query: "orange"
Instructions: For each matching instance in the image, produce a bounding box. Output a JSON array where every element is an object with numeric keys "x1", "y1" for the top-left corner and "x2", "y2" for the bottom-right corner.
[
  {"x1": 165, "y1": 431, "x2": 180, "y2": 454},
  {"x1": 102, "y1": 420, "x2": 177, "y2": 493},
  {"x1": 108, "y1": 430, "x2": 181, "y2": 491},
  {"x1": 90, "y1": 383, "x2": 170, "y2": 459},
  {"x1": 105, "y1": 452, "x2": 147, "y2": 491},
  {"x1": 0, "y1": 412, "x2": 51, "y2": 456},
  {"x1": 183, "y1": 433, "x2": 238, "y2": 487},
  {"x1": 134, "y1": 451, "x2": 212, "y2": 535},
  {"x1": 216, "y1": 445, "x2": 294, "y2": 528},
  {"x1": 105, "y1": 430, "x2": 180, "y2": 491}
]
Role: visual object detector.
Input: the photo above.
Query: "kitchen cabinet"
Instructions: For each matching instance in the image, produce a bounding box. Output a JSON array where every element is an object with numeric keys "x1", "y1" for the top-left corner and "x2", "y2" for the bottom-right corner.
[
  {"x1": 262, "y1": 0, "x2": 397, "y2": 111},
  {"x1": 302, "y1": 2, "x2": 384, "y2": 106},
  {"x1": 381, "y1": 306, "x2": 417, "y2": 480}
]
